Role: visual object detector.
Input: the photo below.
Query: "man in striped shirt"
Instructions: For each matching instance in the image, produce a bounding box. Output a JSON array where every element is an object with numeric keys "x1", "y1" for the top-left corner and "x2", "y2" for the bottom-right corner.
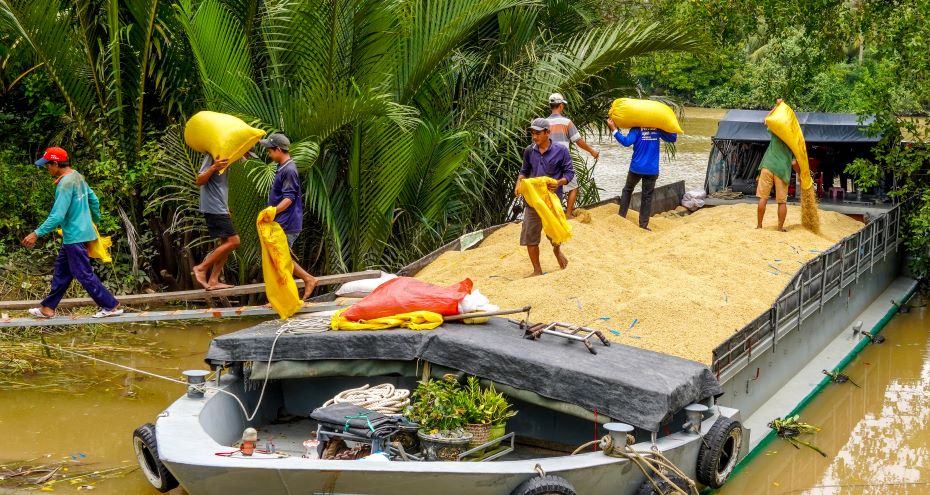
[{"x1": 547, "y1": 93, "x2": 600, "y2": 218}]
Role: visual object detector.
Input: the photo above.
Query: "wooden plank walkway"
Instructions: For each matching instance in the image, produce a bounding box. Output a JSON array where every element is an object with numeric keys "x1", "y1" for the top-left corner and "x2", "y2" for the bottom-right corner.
[
  {"x1": 0, "y1": 270, "x2": 380, "y2": 311},
  {"x1": 0, "y1": 303, "x2": 342, "y2": 328}
]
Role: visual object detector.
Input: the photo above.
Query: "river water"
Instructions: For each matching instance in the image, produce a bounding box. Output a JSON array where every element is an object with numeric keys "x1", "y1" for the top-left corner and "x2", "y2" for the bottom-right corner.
[
  {"x1": 590, "y1": 107, "x2": 725, "y2": 197},
  {"x1": 716, "y1": 298, "x2": 930, "y2": 495},
  {"x1": 2, "y1": 109, "x2": 925, "y2": 494}
]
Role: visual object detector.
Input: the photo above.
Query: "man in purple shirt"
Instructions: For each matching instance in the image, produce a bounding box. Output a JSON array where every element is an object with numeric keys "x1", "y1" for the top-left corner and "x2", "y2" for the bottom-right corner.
[
  {"x1": 514, "y1": 118, "x2": 574, "y2": 277},
  {"x1": 260, "y1": 133, "x2": 318, "y2": 299}
]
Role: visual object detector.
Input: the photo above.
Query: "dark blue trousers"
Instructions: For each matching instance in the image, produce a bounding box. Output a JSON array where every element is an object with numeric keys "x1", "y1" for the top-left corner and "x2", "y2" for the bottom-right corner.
[{"x1": 41, "y1": 243, "x2": 119, "y2": 310}]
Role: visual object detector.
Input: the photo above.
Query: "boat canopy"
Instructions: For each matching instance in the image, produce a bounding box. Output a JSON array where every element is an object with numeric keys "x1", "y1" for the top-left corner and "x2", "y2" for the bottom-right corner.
[
  {"x1": 205, "y1": 318, "x2": 723, "y2": 432},
  {"x1": 713, "y1": 109, "x2": 879, "y2": 143}
]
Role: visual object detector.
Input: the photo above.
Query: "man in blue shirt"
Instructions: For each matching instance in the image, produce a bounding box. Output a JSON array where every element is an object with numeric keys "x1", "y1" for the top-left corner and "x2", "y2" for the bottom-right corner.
[
  {"x1": 260, "y1": 133, "x2": 317, "y2": 299},
  {"x1": 20, "y1": 147, "x2": 123, "y2": 318},
  {"x1": 607, "y1": 118, "x2": 677, "y2": 230},
  {"x1": 514, "y1": 118, "x2": 574, "y2": 277}
]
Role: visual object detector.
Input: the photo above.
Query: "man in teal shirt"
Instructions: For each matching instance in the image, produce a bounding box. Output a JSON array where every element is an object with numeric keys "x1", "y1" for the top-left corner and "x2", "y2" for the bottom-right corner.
[
  {"x1": 757, "y1": 100, "x2": 800, "y2": 231},
  {"x1": 20, "y1": 147, "x2": 122, "y2": 318}
]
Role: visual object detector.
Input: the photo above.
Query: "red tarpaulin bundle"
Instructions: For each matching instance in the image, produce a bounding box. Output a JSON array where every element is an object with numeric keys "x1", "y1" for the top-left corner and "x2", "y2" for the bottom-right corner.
[{"x1": 341, "y1": 277, "x2": 473, "y2": 321}]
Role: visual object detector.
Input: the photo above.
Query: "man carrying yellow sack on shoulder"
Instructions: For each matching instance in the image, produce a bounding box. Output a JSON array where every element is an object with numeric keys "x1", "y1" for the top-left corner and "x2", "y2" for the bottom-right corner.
[
  {"x1": 514, "y1": 118, "x2": 574, "y2": 278},
  {"x1": 757, "y1": 99, "x2": 801, "y2": 232}
]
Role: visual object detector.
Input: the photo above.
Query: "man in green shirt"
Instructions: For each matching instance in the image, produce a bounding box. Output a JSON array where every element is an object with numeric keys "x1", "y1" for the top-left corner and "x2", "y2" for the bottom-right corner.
[{"x1": 757, "y1": 101, "x2": 800, "y2": 231}]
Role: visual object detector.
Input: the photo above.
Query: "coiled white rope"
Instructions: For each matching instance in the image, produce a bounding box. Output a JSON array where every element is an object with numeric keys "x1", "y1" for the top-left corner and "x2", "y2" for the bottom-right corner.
[{"x1": 322, "y1": 384, "x2": 411, "y2": 415}]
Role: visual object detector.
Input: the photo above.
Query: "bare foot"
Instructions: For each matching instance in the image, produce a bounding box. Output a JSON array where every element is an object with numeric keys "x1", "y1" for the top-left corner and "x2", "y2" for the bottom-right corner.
[
  {"x1": 756, "y1": 225, "x2": 762, "y2": 229},
  {"x1": 209, "y1": 282, "x2": 234, "y2": 290},
  {"x1": 779, "y1": 227, "x2": 788, "y2": 232},
  {"x1": 301, "y1": 276, "x2": 318, "y2": 300},
  {"x1": 556, "y1": 251, "x2": 569, "y2": 269},
  {"x1": 192, "y1": 266, "x2": 210, "y2": 289},
  {"x1": 525, "y1": 271, "x2": 543, "y2": 278}
]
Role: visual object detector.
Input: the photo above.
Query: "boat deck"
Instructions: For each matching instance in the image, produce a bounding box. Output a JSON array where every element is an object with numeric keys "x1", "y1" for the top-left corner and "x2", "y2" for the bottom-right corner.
[{"x1": 254, "y1": 419, "x2": 565, "y2": 461}]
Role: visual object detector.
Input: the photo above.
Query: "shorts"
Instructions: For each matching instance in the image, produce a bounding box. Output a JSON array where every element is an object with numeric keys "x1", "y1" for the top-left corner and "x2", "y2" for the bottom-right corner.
[
  {"x1": 286, "y1": 232, "x2": 299, "y2": 248},
  {"x1": 756, "y1": 168, "x2": 788, "y2": 204},
  {"x1": 204, "y1": 213, "x2": 237, "y2": 238},
  {"x1": 563, "y1": 176, "x2": 578, "y2": 193},
  {"x1": 519, "y1": 204, "x2": 553, "y2": 246}
]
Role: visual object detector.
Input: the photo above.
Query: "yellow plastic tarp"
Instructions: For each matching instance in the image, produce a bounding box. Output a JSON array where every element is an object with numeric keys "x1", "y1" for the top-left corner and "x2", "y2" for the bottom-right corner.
[
  {"x1": 256, "y1": 206, "x2": 302, "y2": 320},
  {"x1": 330, "y1": 308, "x2": 443, "y2": 331},
  {"x1": 764, "y1": 102, "x2": 812, "y2": 190},
  {"x1": 184, "y1": 111, "x2": 266, "y2": 173},
  {"x1": 518, "y1": 177, "x2": 572, "y2": 245},
  {"x1": 608, "y1": 98, "x2": 683, "y2": 134}
]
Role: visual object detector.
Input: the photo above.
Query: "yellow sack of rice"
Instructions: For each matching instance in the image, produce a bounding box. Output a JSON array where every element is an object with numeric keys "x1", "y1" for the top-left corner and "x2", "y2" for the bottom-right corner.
[
  {"x1": 765, "y1": 102, "x2": 820, "y2": 232},
  {"x1": 608, "y1": 98, "x2": 682, "y2": 134},
  {"x1": 518, "y1": 177, "x2": 572, "y2": 245},
  {"x1": 184, "y1": 111, "x2": 266, "y2": 173},
  {"x1": 764, "y1": 102, "x2": 811, "y2": 190}
]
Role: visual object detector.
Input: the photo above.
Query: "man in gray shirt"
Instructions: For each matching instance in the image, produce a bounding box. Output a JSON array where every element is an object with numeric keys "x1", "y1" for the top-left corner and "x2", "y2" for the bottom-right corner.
[{"x1": 192, "y1": 155, "x2": 240, "y2": 289}]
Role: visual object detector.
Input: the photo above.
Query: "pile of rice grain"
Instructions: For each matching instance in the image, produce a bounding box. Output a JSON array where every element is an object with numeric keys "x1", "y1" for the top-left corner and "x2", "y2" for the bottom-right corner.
[{"x1": 415, "y1": 203, "x2": 863, "y2": 364}]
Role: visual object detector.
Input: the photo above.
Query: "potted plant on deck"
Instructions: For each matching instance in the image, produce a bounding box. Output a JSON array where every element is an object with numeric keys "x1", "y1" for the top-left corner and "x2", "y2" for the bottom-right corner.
[
  {"x1": 482, "y1": 382, "x2": 517, "y2": 441},
  {"x1": 463, "y1": 377, "x2": 518, "y2": 451},
  {"x1": 407, "y1": 375, "x2": 473, "y2": 461}
]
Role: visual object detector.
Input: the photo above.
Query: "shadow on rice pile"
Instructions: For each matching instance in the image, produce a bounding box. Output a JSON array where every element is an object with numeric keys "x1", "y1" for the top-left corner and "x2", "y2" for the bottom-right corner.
[{"x1": 415, "y1": 203, "x2": 863, "y2": 364}]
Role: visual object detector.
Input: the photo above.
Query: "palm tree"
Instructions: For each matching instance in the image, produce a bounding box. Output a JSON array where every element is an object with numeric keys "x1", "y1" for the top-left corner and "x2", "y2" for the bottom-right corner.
[
  {"x1": 156, "y1": 0, "x2": 702, "y2": 276},
  {"x1": 3, "y1": 0, "x2": 704, "y2": 284}
]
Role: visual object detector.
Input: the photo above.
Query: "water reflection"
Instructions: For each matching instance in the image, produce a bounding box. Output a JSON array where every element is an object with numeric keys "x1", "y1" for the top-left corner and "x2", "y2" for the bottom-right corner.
[{"x1": 717, "y1": 299, "x2": 930, "y2": 494}]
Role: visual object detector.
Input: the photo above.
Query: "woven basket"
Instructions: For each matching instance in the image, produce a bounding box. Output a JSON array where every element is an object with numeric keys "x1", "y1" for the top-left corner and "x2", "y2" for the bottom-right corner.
[{"x1": 464, "y1": 423, "x2": 492, "y2": 449}]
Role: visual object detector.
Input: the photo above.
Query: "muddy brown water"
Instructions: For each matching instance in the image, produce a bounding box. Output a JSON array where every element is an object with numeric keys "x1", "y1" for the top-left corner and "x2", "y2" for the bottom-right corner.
[
  {"x1": 0, "y1": 320, "x2": 254, "y2": 494},
  {"x1": 716, "y1": 297, "x2": 930, "y2": 495}
]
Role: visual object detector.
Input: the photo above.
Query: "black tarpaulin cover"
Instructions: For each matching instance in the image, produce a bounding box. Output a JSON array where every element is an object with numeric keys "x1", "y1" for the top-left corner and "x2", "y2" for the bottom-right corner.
[
  {"x1": 206, "y1": 318, "x2": 723, "y2": 432},
  {"x1": 714, "y1": 109, "x2": 879, "y2": 143}
]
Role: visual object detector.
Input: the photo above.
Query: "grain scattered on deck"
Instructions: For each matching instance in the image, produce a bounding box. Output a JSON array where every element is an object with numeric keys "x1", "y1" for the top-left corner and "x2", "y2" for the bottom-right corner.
[{"x1": 415, "y1": 203, "x2": 863, "y2": 364}]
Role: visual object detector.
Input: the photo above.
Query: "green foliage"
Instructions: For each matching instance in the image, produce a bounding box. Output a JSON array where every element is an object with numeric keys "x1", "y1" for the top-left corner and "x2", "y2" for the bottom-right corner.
[
  {"x1": 408, "y1": 375, "x2": 517, "y2": 432},
  {"x1": 408, "y1": 375, "x2": 472, "y2": 433},
  {"x1": 842, "y1": 0, "x2": 930, "y2": 279}
]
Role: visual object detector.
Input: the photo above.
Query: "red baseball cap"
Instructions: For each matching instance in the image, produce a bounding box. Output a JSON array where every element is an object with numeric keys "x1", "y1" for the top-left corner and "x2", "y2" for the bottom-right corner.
[{"x1": 35, "y1": 147, "x2": 68, "y2": 166}]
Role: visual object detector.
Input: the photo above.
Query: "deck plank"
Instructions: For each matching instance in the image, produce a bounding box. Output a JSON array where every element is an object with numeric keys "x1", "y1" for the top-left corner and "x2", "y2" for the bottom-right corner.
[
  {"x1": 0, "y1": 270, "x2": 379, "y2": 310},
  {"x1": 0, "y1": 303, "x2": 342, "y2": 328}
]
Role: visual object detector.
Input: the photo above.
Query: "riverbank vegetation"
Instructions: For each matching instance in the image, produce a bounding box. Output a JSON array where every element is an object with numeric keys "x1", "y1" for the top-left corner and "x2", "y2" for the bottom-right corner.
[{"x1": 0, "y1": 0, "x2": 927, "y2": 293}]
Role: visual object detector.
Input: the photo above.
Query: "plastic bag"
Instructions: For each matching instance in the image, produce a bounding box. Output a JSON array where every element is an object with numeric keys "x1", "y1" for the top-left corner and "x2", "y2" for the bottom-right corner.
[
  {"x1": 458, "y1": 289, "x2": 490, "y2": 314},
  {"x1": 256, "y1": 206, "x2": 302, "y2": 319},
  {"x1": 681, "y1": 189, "x2": 706, "y2": 211},
  {"x1": 608, "y1": 98, "x2": 682, "y2": 134},
  {"x1": 335, "y1": 272, "x2": 397, "y2": 296},
  {"x1": 330, "y1": 309, "x2": 443, "y2": 331},
  {"x1": 60, "y1": 224, "x2": 111, "y2": 262},
  {"x1": 764, "y1": 102, "x2": 811, "y2": 190},
  {"x1": 341, "y1": 277, "x2": 472, "y2": 321},
  {"x1": 518, "y1": 177, "x2": 572, "y2": 245},
  {"x1": 184, "y1": 111, "x2": 266, "y2": 171}
]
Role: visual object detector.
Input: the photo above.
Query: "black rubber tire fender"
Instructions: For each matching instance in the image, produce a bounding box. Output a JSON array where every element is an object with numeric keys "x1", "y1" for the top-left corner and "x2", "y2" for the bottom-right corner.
[
  {"x1": 635, "y1": 474, "x2": 690, "y2": 495},
  {"x1": 696, "y1": 417, "x2": 743, "y2": 488},
  {"x1": 510, "y1": 474, "x2": 577, "y2": 495},
  {"x1": 133, "y1": 423, "x2": 179, "y2": 493}
]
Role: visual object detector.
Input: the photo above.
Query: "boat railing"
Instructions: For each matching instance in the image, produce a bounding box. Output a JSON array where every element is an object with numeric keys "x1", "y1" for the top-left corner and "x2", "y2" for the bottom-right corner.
[{"x1": 711, "y1": 204, "x2": 902, "y2": 381}]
